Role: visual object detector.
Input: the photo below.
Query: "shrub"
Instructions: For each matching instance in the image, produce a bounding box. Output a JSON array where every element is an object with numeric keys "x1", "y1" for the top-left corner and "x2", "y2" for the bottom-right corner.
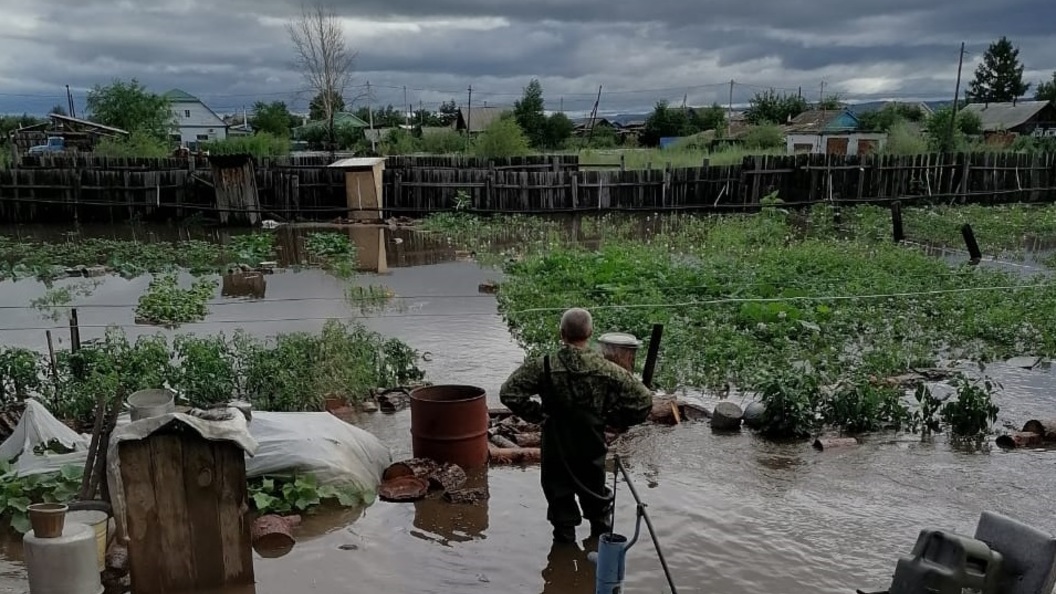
[
  {"x1": 741, "y1": 124, "x2": 785, "y2": 150},
  {"x1": 883, "y1": 121, "x2": 929, "y2": 155},
  {"x1": 473, "y1": 117, "x2": 532, "y2": 158},
  {"x1": 203, "y1": 133, "x2": 290, "y2": 157},
  {"x1": 420, "y1": 129, "x2": 467, "y2": 154},
  {"x1": 94, "y1": 130, "x2": 172, "y2": 157}
]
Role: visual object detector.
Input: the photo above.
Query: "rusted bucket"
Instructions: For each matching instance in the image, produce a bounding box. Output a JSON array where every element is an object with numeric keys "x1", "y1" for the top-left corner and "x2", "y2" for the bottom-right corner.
[
  {"x1": 598, "y1": 333, "x2": 641, "y2": 372},
  {"x1": 410, "y1": 385, "x2": 489, "y2": 470}
]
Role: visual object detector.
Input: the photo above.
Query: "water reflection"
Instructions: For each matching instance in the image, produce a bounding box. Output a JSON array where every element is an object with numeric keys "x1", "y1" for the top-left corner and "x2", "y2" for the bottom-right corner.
[
  {"x1": 540, "y1": 542, "x2": 595, "y2": 594},
  {"x1": 411, "y1": 468, "x2": 490, "y2": 545}
]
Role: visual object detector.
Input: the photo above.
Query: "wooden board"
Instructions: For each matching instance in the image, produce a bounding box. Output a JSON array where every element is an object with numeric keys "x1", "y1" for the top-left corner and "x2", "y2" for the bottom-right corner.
[{"x1": 119, "y1": 428, "x2": 254, "y2": 594}]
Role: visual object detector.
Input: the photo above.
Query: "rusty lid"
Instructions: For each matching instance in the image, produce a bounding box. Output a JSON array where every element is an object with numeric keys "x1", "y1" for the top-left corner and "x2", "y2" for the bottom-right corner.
[
  {"x1": 379, "y1": 476, "x2": 429, "y2": 502},
  {"x1": 598, "y1": 332, "x2": 641, "y2": 348}
]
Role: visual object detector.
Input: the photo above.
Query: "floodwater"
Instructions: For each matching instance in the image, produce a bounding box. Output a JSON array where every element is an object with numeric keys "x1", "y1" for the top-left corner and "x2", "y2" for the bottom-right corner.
[{"x1": 2, "y1": 222, "x2": 1056, "y2": 594}]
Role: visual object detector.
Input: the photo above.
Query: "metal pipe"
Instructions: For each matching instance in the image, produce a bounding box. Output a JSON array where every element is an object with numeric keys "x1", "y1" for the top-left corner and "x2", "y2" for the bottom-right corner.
[{"x1": 614, "y1": 456, "x2": 680, "y2": 594}]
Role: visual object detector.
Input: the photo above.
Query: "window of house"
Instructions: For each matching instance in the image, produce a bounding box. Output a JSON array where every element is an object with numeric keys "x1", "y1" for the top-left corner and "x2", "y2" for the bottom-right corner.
[
  {"x1": 184, "y1": 110, "x2": 191, "y2": 118},
  {"x1": 197, "y1": 134, "x2": 209, "y2": 141}
]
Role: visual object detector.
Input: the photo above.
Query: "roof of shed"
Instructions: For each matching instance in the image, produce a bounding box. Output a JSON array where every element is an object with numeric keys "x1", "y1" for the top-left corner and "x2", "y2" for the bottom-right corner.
[
  {"x1": 960, "y1": 101, "x2": 1051, "y2": 131},
  {"x1": 785, "y1": 109, "x2": 858, "y2": 133},
  {"x1": 329, "y1": 157, "x2": 386, "y2": 168},
  {"x1": 457, "y1": 106, "x2": 511, "y2": 132}
]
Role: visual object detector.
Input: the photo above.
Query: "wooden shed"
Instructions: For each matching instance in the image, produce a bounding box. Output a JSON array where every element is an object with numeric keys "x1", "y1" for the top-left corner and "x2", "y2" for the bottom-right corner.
[
  {"x1": 116, "y1": 419, "x2": 256, "y2": 593},
  {"x1": 328, "y1": 157, "x2": 386, "y2": 222},
  {"x1": 209, "y1": 153, "x2": 262, "y2": 226}
]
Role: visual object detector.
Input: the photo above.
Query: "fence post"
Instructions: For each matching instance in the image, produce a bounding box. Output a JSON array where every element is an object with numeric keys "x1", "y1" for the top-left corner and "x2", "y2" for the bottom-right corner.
[
  {"x1": 392, "y1": 172, "x2": 401, "y2": 218},
  {"x1": 485, "y1": 172, "x2": 494, "y2": 210},
  {"x1": 620, "y1": 154, "x2": 626, "y2": 172},
  {"x1": 570, "y1": 171, "x2": 579, "y2": 210},
  {"x1": 961, "y1": 224, "x2": 982, "y2": 263},
  {"x1": 891, "y1": 201, "x2": 904, "y2": 243}
]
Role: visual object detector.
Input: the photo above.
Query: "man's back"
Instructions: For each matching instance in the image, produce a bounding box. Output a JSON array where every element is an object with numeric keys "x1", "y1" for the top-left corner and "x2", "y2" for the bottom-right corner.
[{"x1": 499, "y1": 344, "x2": 653, "y2": 431}]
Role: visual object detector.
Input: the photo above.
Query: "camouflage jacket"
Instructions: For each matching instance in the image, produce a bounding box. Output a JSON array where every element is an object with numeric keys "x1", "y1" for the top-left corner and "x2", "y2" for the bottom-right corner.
[{"x1": 499, "y1": 344, "x2": 653, "y2": 430}]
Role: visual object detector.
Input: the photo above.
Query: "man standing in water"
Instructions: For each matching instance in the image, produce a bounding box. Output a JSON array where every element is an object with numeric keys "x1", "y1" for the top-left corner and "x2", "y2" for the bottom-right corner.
[{"x1": 500, "y1": 308, "x2": 654, "y2": 544}]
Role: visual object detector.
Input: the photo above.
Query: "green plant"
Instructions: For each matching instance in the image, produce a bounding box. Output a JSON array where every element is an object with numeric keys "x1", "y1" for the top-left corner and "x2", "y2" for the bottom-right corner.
[
  {"x1": 472, "y1": 117, "x2": 532, "y2": 159},
  {"x1": 941, "y1": 375, "x2": 1000, "y2": 437},
  {"x1": 202, "y1": 133, "x2": 291, "y2": 157},
  {"x1": 741, "y1": 124, "x2": 786, "y2": 150},
  {"x1": 753, "y1": 367, "x2": 822, "y2": 438},
  {"x1": 420, "y1": 129, "x2": 467, "y2": 154},
  {"x1": 134, "y1": 274, "x2": 218, "y2": 328},
  {"x1": 0, "y1": 347, "x2": 45, "y2": 402},
  {"x1": 173, "y1": 335, "x2": 237, "y2": 408},
  {"x1": 248, "y1": 475, "x2": 363, "y2": 516},
  {"x1": 0, "y1": 464, "x2": 82, "y2": 533},
  {"x1": 228, "y1": 233, "x2": 275, "y2": 268},
  {"x1": 822, "y1": 378, "x2": 912, "y2": 433},
  {"x1": 303, "y1": 232, "x2": 357, "y2": 278}
]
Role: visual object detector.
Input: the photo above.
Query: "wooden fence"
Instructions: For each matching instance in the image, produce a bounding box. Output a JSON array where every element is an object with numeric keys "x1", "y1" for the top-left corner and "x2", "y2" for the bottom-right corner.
[{"x1": 1, "y1": 152, "x2": 1055, "y2": 224}]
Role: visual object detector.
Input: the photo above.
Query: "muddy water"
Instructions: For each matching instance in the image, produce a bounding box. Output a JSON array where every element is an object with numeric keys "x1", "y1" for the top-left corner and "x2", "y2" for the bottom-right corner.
[{"x1": 1, "y1": 225, "x2": 1056, "y2": 594}]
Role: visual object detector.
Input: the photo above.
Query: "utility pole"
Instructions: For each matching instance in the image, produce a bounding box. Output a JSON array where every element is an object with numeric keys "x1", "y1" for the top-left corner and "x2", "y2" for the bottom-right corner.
[
  {"x1": 419, "y1": 99, "x2": 424, "y2": 127},
  {"x1": 728, "y1": 80, "x2": 734, "y2": 121},
  {"x1": 403, "y1": 85, "x2": 409, "y2": 127},
  {"x1": 560, "y1": 97, "x2": 564, "y2": 113},
  {"x1": 65, "y1": 85, "x2": 74, "y2": 117},
  {"x1": 948, "y1": 41, "x2": 966, "y2": 152},
  {"x1": 366, "y1": 81, "x2": 376, "y2": 153},
  {"x1": 819, "y1": 81, "x2": 826, "y2": 107},
  {"x1": 467, "y1": 85, "x2": 473, "y2": 134},
  {"x1": 585, "y1": 85, "x2": 603, "y2": 147}
]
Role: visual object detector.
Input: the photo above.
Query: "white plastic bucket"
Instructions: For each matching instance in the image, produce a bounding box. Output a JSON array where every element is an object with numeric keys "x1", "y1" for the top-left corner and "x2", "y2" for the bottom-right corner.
[
  {"x1": 127, "y1": 389, "x2": 175, "y2": 421},
  {"x1": 66, "y1": 511, "x2": 108, "y2": 571}
]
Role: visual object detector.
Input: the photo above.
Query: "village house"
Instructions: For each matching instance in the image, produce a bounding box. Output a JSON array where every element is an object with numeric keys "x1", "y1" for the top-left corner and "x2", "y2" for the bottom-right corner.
[
  {"x1": 960, "y1": 100, "x2": 1056, "y2": 144},
  {"x1": 164, "y1": 89, "x2": 228, "y2": 148},
  {"x1": 454, "y1": 106, "x2": 511, "y2": 134},
  {"x1": 784, "y1": 108, "x2": 887, "y2": 156}
]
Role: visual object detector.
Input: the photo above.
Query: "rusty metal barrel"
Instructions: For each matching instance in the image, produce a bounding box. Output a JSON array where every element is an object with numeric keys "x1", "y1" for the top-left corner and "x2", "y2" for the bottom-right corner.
[{"x1": 410, "y1": 385, "x2": 489, "y2": 470}]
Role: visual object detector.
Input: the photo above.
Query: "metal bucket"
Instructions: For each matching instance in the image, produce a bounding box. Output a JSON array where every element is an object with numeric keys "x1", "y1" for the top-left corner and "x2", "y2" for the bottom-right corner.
[
  {"x1": 66, "y1": 511, "x2": 108, "y2": 572},
  {"x1": 598, "y1": 332, "x2": 642, "y2": 372},
  {"x1": 410, "y1": 385, "x2": 489, "y2": 470},
  {"x1": 127, "y1": 389, "x2": 175, "y2": 421}
]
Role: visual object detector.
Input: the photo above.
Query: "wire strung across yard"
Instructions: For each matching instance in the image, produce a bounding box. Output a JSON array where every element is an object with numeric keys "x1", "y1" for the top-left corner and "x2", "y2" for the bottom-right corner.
[{"x1": 0, "y1": 282, "x2": 1053, "y2": 334}]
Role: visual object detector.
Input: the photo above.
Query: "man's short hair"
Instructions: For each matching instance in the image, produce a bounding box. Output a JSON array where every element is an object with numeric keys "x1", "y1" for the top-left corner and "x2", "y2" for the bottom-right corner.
[{"x1": 560, "y1": 308, "x2": 593, "y2": 342}]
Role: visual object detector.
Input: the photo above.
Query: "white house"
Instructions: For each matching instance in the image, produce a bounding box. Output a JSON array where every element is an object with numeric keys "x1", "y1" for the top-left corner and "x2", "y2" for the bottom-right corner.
[
  {"x1": 785, "y1": 109, "x2": 887, "y2": 156},
  {"x1": 164, "y1": 89, "x2": 228, "y2": 147}
]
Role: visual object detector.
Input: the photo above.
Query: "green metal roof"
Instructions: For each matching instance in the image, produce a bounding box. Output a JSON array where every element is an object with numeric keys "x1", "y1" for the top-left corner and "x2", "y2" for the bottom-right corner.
[{"x1": 163, "y1": 89, "x2": 200, "y2": 103}]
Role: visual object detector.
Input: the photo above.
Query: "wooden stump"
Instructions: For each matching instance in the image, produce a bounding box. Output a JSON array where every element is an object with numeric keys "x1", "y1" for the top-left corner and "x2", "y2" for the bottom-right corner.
[{"x1": 711, "y1": 402, "x2": 744, "y2": 431}]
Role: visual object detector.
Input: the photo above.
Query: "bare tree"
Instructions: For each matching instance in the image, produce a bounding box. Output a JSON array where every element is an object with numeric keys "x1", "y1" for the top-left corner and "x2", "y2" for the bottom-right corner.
[{"x1": 287, "y1": 3, "x2": 356, "y2": 149}]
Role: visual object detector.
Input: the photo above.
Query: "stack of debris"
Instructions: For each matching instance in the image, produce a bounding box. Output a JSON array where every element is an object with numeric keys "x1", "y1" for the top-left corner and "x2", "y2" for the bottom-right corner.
[{"x1": 378, "y1": 458, "x2": 487, "y2": 504}]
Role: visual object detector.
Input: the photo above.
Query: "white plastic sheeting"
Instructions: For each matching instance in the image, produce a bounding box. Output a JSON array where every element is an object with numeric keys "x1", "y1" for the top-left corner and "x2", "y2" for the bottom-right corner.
[
  {"x1": 245, "y1": 411, "x2": 392, "y2": 491},
  {"x1": 0, "y1": 399, "x2": 91, "y2": 477}
]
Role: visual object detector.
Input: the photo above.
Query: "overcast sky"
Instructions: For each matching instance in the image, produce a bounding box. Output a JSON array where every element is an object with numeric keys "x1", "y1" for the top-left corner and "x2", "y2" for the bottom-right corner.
[{"x1": 1, "y1": 0, "x2": 1054, "y2": 117}]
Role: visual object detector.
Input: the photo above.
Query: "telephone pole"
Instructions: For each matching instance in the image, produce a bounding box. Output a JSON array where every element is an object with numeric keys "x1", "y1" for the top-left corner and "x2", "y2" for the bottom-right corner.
[
  {"x1": 366, "y1": 81, "x2": 376, "y2": 153},
  {"x1": 947, "y1": 41, "x2": 967, "y2": 152},
  {"x1": 728, "y1": 80, "x2": 734, "y2": 121},
  {"x1": 819, "y1": 80, "x2": 826, "y2": 107},
  {"x1": 403, "y1": 85, "x2": 409, "y2": 127},
  {"x1": 467, "y1": 85, "x2": 473, "y2": 133}
]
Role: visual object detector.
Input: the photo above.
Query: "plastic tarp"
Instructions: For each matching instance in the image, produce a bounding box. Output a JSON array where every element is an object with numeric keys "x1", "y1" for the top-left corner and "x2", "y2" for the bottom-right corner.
[
  {"x1": 0, "y1": 399, "x2": 91, "y2": 477},
  {"x1": 245, "y1": 411, "x2": 392, "y2": 492}
]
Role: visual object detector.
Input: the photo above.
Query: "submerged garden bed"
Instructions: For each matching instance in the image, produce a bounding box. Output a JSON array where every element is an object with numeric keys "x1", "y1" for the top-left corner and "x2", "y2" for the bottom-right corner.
[{"x1": 425, "y1": 202, "x2": 1056, "y2": 441}]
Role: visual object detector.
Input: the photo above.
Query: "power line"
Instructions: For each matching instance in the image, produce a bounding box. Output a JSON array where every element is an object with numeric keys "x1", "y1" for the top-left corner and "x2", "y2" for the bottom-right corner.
[{"x1": 1, "y1": 282, "x2": 1053, "y2": 334}]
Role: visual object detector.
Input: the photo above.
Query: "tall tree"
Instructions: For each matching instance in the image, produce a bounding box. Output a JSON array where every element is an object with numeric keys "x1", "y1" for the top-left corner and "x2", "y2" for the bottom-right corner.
[
  {"x1": 744, "y1": 90, "x2": 808, "y2": 125},
  {"x1": 288, "y1": 3, "x2": 356, "y2": 146},
  {"x1": 966, "y1": 37, "x2": 1030, "y2": 103},
  {"x1": 641, "y1": 101, "x2": 692, "y2": 146},
  {"x1": 1036, "y1": 72, "x2": 1056, "y2": 102},
  {"x1": 542, "y1": 112, "x2": 575, "y2": 149},
  {"x1": 438, "y1": 100, "x2": 459, "y2": 126},
  {"x1": 513, "y1": 79, "x2": 548, "y2": 148},
  {"x1": 689, "y1": 104, "x2": 726, "y2": 132},
  {"x1": 251, "y1": 101, "x2": 299, "y2": 136},
  {"x1": 309, "y1": 91, "x2": 345, "y2": 121},
  {"x1": 817, "y1": 94, "x2": 844, "y2": 110},
  {"x1": 85, "y1": 78, "x2": 174, "y2": 138}
]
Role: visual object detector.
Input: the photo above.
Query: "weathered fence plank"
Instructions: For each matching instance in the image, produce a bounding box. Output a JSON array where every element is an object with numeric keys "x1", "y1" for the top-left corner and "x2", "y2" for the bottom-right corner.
[{"x1": 2, "y1": 152, "x2": 1055, "y2": 224}]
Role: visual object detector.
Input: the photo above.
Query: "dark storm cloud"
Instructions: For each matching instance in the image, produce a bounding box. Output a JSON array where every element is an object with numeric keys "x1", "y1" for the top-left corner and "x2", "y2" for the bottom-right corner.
[{"x1": 0, "y1": 0, "x2": 1054, "y2": 116}]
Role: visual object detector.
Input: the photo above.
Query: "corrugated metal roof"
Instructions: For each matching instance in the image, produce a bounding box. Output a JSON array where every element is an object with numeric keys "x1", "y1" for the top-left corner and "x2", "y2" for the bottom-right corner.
[
  {"x1": 785, "y1": 109, "x2": 858, "y2": 133},
  {"x1": 960, "y1": 101, "x2": 1050, "y2": 131},
  {"x1": 328, "y1": 157, "x2": 386, "y2": 168}
]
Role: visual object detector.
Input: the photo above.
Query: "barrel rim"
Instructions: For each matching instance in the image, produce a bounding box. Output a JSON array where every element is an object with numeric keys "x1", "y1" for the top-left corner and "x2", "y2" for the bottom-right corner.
[{"x1": 410, "y1": 384, "x2": 487, "y2": 404}]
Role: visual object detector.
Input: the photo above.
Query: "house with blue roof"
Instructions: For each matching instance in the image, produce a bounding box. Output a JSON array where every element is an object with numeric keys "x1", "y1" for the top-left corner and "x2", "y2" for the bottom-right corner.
[{"x1": 164, "y1": 89, "x2": 228, "y2": 148}]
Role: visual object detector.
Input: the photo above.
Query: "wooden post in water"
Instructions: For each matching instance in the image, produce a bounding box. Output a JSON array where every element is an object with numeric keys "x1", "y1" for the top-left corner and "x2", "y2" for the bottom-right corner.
[
  {"x1": 69, "y1": 308, "x2": 81, "y2": 353},
  {"x1": 641, "y1": 324, "x2": 664, "y2": 389}
]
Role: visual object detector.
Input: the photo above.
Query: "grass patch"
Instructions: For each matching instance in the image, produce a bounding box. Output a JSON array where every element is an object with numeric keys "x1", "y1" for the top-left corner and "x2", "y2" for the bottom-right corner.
[{"x1": 134, "y1": 273, "x2": 218, "y2": 328}]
